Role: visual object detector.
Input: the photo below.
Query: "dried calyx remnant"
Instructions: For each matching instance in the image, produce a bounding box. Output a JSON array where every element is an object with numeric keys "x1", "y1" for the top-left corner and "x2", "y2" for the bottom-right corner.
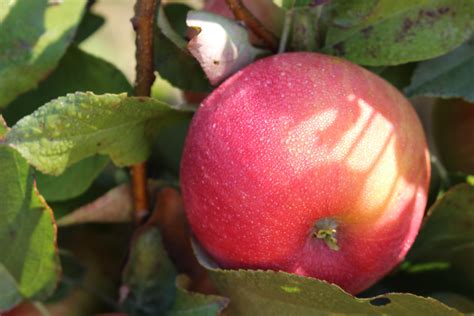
[{"x1": 313, "y1": 217, "x2": 340, "y2": 251}]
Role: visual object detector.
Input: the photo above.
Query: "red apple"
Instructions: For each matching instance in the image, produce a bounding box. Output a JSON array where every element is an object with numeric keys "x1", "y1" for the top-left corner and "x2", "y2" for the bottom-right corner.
[
  {"x1": 180, "y1": 52, "x2": 430, "y2": 294},
  {"x1": 432, "y1": 98, "x2": 474, "y2": 174}
]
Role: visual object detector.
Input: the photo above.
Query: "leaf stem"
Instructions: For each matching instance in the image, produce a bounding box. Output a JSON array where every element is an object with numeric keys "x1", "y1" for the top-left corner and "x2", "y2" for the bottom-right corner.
[
  {"x1": 224, "y1": 0, "x2": 278, "y2": 51},
  {"x1": 278, "y1": 8, "x2": 294, "y2": 53},
  {"x1": 431, "y1": 154, "x2": 451, "y2": 188},
  {"x1": 131, "y1": 0, "x2": 159, "y2": 222}
]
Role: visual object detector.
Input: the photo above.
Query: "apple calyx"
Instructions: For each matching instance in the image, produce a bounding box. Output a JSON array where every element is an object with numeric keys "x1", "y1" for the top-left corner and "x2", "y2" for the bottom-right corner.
[{"x1": 313, "y1": 218, "x2": 340, "y2": 251}]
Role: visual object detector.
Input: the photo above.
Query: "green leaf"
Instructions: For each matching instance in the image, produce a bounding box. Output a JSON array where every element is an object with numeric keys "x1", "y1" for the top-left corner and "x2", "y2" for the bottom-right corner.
[
  {"x1": 151, "y1": 116, "x2": 191, "y2": 177},
  {"x1": 5, "y1": 92, "x2": 189, "y2": 176},
  {"x1": 323, "y1": 0, "x2": 474, "y2": 66},
  {"x1": 404, "y1": 42, "x2": 474, "y2": 101},
  {"x1": 408, "y1": 183, "x2": 474, "y2": 263},
  {"x1": 36, "y1": 155, "x2": 109, "y2": 202},
  {"x1": 367, "y1": 63, "x2": 416, "y2": 90},
  {"x1": 431, "y1": 293, "x2": 474, "y2": 314},
  {"x1": 163, "y1": 3, "x2": 192, "y2": 38},
  {"x1": 0, "y1": 0, "x2": 87, "y2": 108},
  {"x1": 193, "y1": 241, "x2": 461, "y2": 315},
  {"x1": 168, "y1": 285, "x2": 229, "y2": 316},
  {"x1": 74, "y1": 11, "x2": 105, "y2": 43},
  {"x1": 0, "y1": 118, "x2": 60, "y2": 311},
  {"x1": 121, "y1": 226, "x2": 177, "y2": 316},
  {"x1": 3, "y1": 45, "x2": 132, "y2": 125},
  {"x1": 322, "y1": 0, "x2": 379, "y2": 28},
  {"x1": 154, "y1": 7, "x2": 212, "y2": 92},
  {"x1": 121, "y1": 217, "x2": 227, "y2": 316},
  {"x1": 396, "y1": 184, "x2": 474, "y2": 297}
]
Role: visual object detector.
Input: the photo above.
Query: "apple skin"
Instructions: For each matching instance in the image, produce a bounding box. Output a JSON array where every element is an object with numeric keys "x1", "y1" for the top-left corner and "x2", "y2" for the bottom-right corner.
[
  {"x1": 433, "y1": 98, "x2": 474, "y2": 174},
  {"x1": 180, "y1": 52, "x2": 430, "y2": 294}
]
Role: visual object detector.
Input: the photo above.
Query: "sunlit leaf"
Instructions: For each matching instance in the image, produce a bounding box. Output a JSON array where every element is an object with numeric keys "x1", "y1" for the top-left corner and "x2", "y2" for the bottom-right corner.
[
  {"x1": 0, "y1": 0, "x2": 86, "y2": 107},
  {"x1": 0, "y1": 117, "x2": 60, "y2": 311},
  {"x1": 6, "y1": 92, "x2": 189, "y2": 175},
  {"x1": 193, "y1": 240, "x2": 460, "y2": 315},
  {"x1": 323, "y1": 0, "x2": 474, "y2": 65}
]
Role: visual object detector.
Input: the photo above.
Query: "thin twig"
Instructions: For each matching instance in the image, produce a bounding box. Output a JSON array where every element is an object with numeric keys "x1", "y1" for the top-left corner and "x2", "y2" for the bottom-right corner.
[
  {"x1": 225, "y1": 0, "x2": 278, "y2": 51},
  {"x1": 131, "y1": 0, "x2": 159, "y2": 222}
]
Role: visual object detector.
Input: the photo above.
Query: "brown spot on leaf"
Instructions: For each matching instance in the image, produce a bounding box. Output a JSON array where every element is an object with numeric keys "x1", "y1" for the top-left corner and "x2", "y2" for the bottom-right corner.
[
  {"x1": 403, "y1": 18, "x2": 414, "y2": 33},
  {"x1": 419, "y1": 6, "x2": 451, "y2": 21},
  {"x1": 438, "y1": 7, "x2": 450, "y2": 14},
  {"x1": 396, "y1": 7, "x2": 453, "y2": 43}
]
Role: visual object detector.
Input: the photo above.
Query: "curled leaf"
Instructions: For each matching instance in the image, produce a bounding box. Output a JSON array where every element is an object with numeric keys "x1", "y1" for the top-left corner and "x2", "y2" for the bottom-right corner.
[
  {"x1": 186, "y1": 11, "x2": 267, "y2": 85},
  {"x1": 57, "y1": 182, "x2": 160, "y2": 226},
  {"x1": 56, "y1": 184, "x2": 133, "y2": 226}
]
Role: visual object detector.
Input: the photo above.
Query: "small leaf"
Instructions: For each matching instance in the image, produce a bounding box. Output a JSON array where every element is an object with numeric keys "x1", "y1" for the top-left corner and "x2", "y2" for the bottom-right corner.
[
  {"x1": 323, "y1": 0, "x2": 474, "y2": 66},
  {"x1": 367, "y1": 63, "x2": 416, "y2": 90},
  {"x1": 186, "y1": 11, "x2": 267, "y2": 85},
  {"x1": 163, "y1": 3, "x2": 192, "y2": 38},
  {"x1": 0, "y1": 0, "x2": 87, "y2": 108},
  {"x1": 408, "y1": 183, "x2": 474, "y2": 262},
  {"x1": 57, "y1": 181, "x2": 161, "y2": 226},
  {"x1": 74, "y1": 11, "x2": 105, "y2": 43},
  {"x1": 405, "y1": 42, "x2": 474, "y2": 101},
  {"x1": 120, "y1": 226, "x2": 177, "y2": 315},
  {"x1": 5, "y1": 92, "x2": 189, "y2": 175},
  {"x1": 37, "y1": 155, "x2": 109, "y2": 202},
  {"x1": 193, "y1": 240, "x2": 461, "y2": 315},
  {"x1": 56, "y1": 183, "x2": 133, "y2": 226},
  {"x1": 154, "y1": 7, "x2": 212, "y2": 92},
  {"x1": 120, "y1": 189, "x2": 226, "y2": 315},
  {"x1": 0, "y1": 117, "x2": 60, "y2": 311}
]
